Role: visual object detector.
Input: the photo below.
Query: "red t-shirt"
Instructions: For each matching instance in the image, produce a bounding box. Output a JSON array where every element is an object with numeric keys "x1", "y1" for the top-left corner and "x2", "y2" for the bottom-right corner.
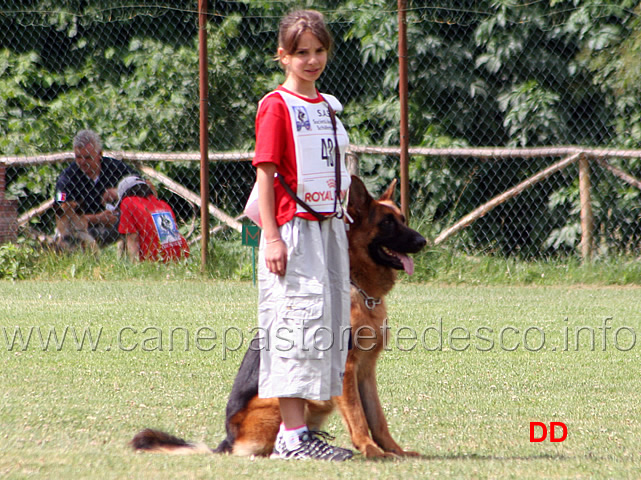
[
  {"x1": 118, "y1": 196, "x2": 190, "y2": 262},
  {"x1": 253, "y1": 86, "x2": 329, "y2": 226}
]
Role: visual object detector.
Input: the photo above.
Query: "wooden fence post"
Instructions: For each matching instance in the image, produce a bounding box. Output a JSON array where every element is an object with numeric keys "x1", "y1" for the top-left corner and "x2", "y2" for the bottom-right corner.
[
  {"x1": 346, "y1": 152, "x2": 360, "y2": 176},
  {"x1": 578, "y1": 153, "x2": 594, "y2": 262}
]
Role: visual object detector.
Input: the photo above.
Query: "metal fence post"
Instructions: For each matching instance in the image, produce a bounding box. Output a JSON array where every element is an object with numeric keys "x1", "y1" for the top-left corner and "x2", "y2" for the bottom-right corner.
[
  {"x1": 199, "y1": 0, "x2": 210, "y2": 272},
  {"x1": 398, "y1": 0, "x2": 410, "y2": 221}
]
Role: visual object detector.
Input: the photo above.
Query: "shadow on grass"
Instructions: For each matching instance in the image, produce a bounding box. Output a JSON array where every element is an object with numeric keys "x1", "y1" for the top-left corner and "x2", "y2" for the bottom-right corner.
[{"x1": 350, "y1": 452, "x2": 571, "y2": 462}]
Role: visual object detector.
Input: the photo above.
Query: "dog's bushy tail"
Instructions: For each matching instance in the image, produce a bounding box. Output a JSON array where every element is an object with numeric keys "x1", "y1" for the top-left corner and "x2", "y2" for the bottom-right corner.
[
  {"x1": 131, "y1": 335, "x2": 263, "y2": 456},
  {"x1": 130, "y1": 429, "x2": 213, "y2": 455}
]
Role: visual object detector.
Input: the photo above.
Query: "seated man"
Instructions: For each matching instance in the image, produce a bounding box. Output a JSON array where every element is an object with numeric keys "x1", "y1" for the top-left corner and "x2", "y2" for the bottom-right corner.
[
  {"x1": 54, "y1": 129, "x2": 139, "y2": 246},
  {"x1": 116, "y1": 175, "x2": 190, "y2": 262}
]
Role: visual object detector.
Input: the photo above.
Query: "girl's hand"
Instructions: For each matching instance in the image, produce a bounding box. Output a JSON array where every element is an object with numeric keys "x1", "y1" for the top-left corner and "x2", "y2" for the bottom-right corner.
[{"x1": 264, "y1": 238, "x2": 287, "y2": 276}]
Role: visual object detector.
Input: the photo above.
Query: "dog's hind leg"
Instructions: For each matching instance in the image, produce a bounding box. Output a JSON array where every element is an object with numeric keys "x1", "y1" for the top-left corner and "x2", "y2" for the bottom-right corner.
[
  {"x1": 230, "y1": 397, "x2": 280, "y2": 456},
  {"x1": 304, "y1": 400, "x2": 334, "y2": 432}
]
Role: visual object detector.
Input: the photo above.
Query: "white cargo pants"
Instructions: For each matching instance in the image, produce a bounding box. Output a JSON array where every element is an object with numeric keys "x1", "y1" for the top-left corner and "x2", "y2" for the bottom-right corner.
[{"x1": 257, "y1": 216, "x2": 350, "y2": 401}]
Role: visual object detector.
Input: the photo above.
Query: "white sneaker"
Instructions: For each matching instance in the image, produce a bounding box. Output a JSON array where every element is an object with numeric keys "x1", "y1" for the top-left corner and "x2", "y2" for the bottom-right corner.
[{"x1": 271, "y1": 430, "x2": 353, "y2": 461}]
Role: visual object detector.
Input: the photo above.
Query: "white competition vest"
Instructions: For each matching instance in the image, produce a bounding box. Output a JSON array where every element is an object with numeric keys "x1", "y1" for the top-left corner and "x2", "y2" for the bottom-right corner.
[
  {"x1": 275, "y1": 90, "x2": 351, "y2": 215},
  {"x1": 245, "y1": 90, "x2": 351, "y2": 225}
]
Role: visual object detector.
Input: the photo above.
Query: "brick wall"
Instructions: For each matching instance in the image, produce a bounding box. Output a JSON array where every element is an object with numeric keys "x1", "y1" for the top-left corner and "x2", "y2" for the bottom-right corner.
[
  {"x1": 0, "y1": 199, "x2": 18, "y2": 244},
  {"x1": 0, "y1": 164, "x2": 18, "y2": 244}
]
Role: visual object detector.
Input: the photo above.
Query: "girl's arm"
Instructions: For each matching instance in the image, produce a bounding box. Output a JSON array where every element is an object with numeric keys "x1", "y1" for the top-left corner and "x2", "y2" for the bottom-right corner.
[
  {"x1": 125, "y1": 232, "x2": 140, "y2": 262},
  {"x1": 257, "y1": 162, "x2": 287, "y2": 276}
]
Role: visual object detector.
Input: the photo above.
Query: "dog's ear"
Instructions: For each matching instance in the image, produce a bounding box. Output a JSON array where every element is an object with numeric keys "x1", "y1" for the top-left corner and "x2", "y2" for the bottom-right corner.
[
  {"x1": 347, "y1": 175, "x2": 373, "y2": 225},
  {"x1": 379, "y1": 178, "x2": 398, "y2": 202}
]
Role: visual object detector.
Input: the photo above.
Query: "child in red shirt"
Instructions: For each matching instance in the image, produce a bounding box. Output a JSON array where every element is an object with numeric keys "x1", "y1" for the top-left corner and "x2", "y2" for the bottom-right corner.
[
  {"x1": 116, "y1": 176, "x2": 189, "y2": 262},
  {"x1": 249, "y1": 10, "x2": 352, "y2": 462}
]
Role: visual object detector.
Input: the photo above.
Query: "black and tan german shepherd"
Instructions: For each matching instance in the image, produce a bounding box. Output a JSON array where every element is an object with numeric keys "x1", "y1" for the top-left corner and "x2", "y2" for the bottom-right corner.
[
  {"x1": 53, "y1": 200, "x2": 98, "y2": 252},
  {"x1": 131, "y1": 176, "x2": 427, "y2": 458}
]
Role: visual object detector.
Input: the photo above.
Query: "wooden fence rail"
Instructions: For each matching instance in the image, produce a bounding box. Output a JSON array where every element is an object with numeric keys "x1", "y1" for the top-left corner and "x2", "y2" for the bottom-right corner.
[{"x1": 3, "y1": 145, "x2": 641, "y2": 261}]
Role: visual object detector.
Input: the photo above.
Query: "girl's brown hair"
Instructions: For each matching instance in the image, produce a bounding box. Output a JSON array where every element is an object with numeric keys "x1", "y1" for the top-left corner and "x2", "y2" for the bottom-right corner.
[{"x1": 277, "y1": 10, "x2": 333, "y2": 58}]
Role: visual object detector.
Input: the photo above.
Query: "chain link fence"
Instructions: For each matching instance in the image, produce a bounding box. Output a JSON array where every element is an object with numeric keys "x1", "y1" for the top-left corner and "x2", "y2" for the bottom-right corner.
[{"x1": 2, "y1": 1, "x2": 641, "y2": 260}]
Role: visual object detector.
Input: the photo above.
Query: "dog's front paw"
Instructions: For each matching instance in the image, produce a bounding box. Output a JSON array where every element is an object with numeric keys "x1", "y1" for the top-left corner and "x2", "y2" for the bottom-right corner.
[
  {"x1": 361, "y1": 443, "x2": 397, "y2": 459},
  {"x1": 395, "y1": 448, "x2": 420, "y2": 457}
]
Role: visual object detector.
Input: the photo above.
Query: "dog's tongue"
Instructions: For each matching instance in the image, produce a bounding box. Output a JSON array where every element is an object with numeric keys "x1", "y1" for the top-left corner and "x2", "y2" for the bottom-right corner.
[{"x1": 398, "y1": 253, "x2": 414, "y2": 276}]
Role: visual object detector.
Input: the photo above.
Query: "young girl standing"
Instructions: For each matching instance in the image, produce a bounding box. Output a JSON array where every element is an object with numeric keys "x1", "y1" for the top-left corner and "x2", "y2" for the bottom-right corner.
[{"x1": 251, "y1": 9, "x2": 353, "y2": 461}]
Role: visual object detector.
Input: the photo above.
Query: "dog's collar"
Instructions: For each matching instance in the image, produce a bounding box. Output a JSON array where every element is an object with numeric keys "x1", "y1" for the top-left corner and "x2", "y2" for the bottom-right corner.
[{"x1": 350, "y1": 280, "x2": 382, "y2": 310}]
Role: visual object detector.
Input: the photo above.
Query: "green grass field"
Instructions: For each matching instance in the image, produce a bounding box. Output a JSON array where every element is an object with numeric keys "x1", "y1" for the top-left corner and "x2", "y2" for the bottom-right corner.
[{"x1": 2, "y1": 280, "x2": 641, "y2": 479}]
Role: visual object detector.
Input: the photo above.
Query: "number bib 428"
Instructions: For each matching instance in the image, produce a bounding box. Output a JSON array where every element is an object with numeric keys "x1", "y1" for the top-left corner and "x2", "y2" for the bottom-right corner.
[{"x1": 276, "y1": 90, "x2": 351, "y2": 214}]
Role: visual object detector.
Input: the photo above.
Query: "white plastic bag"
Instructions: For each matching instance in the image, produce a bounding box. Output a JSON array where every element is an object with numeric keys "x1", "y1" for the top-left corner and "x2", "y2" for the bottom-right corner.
[{"x1": 244, "y1": 181, "x2": 261, "y2": 226}]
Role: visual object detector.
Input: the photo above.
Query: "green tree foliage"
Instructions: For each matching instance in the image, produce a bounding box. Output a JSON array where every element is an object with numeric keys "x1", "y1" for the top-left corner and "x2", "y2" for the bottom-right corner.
[
  {"x1": 337, "y1": 1, "x2": 641, "y2": 255},
  {"x1": 542, "y1": 0, "x2": 641, "y2": 254}
]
